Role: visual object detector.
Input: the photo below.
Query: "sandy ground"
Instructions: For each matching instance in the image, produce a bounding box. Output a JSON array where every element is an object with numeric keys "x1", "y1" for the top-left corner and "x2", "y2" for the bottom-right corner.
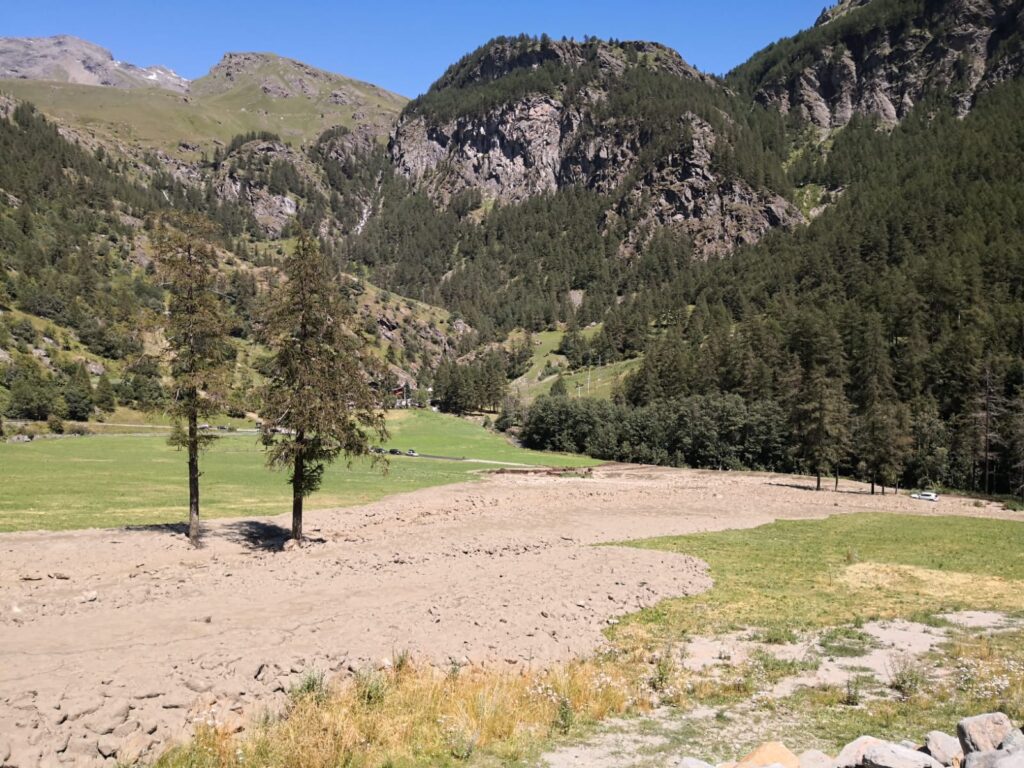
[{"x1": 0, "y1": 465, "x2": 1018, "y2": 767}]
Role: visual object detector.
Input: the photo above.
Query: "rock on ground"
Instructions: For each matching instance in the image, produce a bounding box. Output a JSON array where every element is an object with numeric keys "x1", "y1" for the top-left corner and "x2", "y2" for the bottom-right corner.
[
  {"x1": 836, "y1": 737, "x2": 889, "y2": 768},
  {"x1": 964, "y1": 750, "x2": 1024, "y2": 768},
  {"x1": 959, "y1": 714, "x2": 1015, "y2": 755},
  {"x1": 926, "y1": 731, "x2": 965, "y2": 766},
  {"x1": 863, "y1": 742, "x2": 944, "y2": 768}
]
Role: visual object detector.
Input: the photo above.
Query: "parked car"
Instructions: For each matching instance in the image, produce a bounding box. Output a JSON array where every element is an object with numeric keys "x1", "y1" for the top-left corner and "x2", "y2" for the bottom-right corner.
[
  {"x1": 407, "y1": 449, "x2": 418, "y2": 457},
  {"x1": 388, "y1": 448, "x2": 402, "y2": 456},
  {"x1": 910, "y1": 491, "x2": 939, "y2": 502},
  {"x1": 369, "y1": 446, "x2": 383, "y2": 454}
]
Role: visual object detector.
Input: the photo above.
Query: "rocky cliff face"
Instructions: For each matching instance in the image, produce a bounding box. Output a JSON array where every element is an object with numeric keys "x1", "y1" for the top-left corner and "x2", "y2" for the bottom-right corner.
[
  {"x1": 389, "y1": 37, "x2": 801, "y2": 258},
  {"x1": 740, "y1": 0, "x2": 1024, "y2": 130},
  {"x1": 0, "y1": 35, "x2": 188, "y2": 92}
]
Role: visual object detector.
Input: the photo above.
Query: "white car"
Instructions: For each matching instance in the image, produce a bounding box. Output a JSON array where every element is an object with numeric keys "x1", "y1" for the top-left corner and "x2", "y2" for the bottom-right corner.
[{"x1": 910, "y1": 491, "x2": 939, "y2": 502}]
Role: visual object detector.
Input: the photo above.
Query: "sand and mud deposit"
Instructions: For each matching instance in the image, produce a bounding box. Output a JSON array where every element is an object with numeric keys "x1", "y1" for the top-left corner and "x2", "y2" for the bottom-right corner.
[{"x1": 0, "y1": 465, "x2": 1014, "y2": 766}]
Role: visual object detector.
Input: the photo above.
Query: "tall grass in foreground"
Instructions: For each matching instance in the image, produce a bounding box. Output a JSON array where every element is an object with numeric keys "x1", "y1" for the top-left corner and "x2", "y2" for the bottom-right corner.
[{"x1": 154, "y1": 657, "x2": 648, "y2": 768}]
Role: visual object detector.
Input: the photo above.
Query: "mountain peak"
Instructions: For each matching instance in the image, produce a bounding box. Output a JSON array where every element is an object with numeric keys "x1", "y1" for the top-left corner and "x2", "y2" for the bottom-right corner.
[
  {"x1": 814, "y1": 0, "x2": 875, "y2": 26},
  {"x1": 0, "y1": 34, "x2": 188, "y2": 92},
  {"x1": 427, "y1": 35, "x2": 703, "y2": 95}
]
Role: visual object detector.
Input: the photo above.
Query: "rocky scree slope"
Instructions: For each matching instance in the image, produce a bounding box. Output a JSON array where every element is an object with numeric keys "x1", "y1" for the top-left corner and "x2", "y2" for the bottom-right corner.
[
  {"x1": 389, "y1": 36, "x2": 803, "y2": 258},
  {"x1": 731, "y1": 0, "x2": 1024, "y2": 130}
]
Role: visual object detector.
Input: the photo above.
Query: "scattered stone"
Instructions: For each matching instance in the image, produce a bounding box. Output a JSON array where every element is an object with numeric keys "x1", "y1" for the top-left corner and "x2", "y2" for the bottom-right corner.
[
  {"x1": 738, "y1": 742, "x2": 800, "y2": 768},
  {"x1": 677, "y1": 758, "x2": 716, "y2": 768},
  {"x1": 63, "y1": 698, "x2": 104, "y2": 721},
  {"x1": 184, "y1": 679, "x2": 212, "y2": 694},
  {"x1": 836, "y1": 737, "x2": 889, "y2": 768},
  {"x1": 863, "y1": 742, "x2": 944, "y2": 768},
  {"x1": 927, "y1": 731, "x2": 965, "y2": 766},
  {"x1": 63, "y1": 736, "x2": 99, "y2": 759},
  {"x1": 96, "y1": 734, "x2": 119, "y2": 758},
  {"x1": 799, "y1": 749, "x2": 834, "y2": 768},
  {"x1": 76, "y1": 591, "x2": 98, "y2": 604},
  {"x1": 960, "y1": 714, "x2": 1015, "y2": 755},
  {"x1": 118, "y1": 732, "x2": 155, "y2": 765},
  {"x1": 111, "y1": 720, "x2": 140, "y2": 738},
  {"x1": 0, "y1": 739, "x2": 9, "y2": 764}
]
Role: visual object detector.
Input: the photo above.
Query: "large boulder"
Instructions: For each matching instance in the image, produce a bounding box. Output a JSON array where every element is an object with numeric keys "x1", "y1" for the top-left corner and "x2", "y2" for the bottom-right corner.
[
  {"x1": 927, "y1": 731, "x2": 966, "y2": 766},
  {"x1": 863, "y1": 742, "x2": 944, "y2": 768},
  {"x1": 964, "y1": 750, "x2": 1024, "y2": 768},
  {"x1": 959, "y1": 715, "x2": 1015, "y2": 755},
  {"x1": 837, "y1": 737, "x2": 889, "y2": 768},
  {"x1": 737, "y1": 742, "x2": 800, "y2": 768}
]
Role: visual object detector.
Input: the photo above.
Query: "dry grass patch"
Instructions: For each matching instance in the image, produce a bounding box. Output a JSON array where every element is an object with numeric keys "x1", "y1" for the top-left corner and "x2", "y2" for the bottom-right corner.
[
  {"x1": 840, "y1": 563, "x2": 1024, "y2": 609},
  {"x1": 154, "y1": 657, "x2": 650, "y2": 768}
]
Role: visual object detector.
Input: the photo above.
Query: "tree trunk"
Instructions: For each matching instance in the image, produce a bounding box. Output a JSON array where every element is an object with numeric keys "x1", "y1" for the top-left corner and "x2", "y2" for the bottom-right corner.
[
  {"x1": 816, "y1": 470, "x2": 821, "y2": 491},
  {"x1": 834, "y1": 470, "x2": 840, "y2": 492},
  {"x1": 187, "y1": 404, "x2": 200, "y2": 548},
  {"x1": 870, "y1": 479, "x2": 876, "y2": 495},
  {"x1": 292, "y1": 430, "x2": 305, "y2": 542}
]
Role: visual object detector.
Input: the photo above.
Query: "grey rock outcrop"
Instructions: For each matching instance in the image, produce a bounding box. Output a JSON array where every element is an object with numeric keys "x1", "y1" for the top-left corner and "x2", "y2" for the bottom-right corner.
[
  {"x1": 746, "y1": 0, "x2": 1024, "y2": 130},
  {"x1": 390, "y1": 38, "x2": 802, "y2": 259}
]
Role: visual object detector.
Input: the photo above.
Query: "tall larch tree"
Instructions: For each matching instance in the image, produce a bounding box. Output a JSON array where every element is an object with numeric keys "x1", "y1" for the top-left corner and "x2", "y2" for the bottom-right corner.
[
  {"x1": 259, "y1": 231, "x2": 386, "y2": 543},
  {"x1": 153, "y1": 213, "x2": 233, "y2": 547}
]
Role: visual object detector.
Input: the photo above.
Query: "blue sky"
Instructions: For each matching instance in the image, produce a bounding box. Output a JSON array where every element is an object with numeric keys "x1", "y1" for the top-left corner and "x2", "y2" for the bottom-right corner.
[{"x1": 3, "y1": 1, "x2": 828, "y2": 97}]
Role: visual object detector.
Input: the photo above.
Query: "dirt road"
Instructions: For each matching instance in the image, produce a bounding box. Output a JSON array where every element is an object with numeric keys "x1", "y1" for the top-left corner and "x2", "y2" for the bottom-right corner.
[{"x1": 0, "y1": 465, "x2": 1014, "y2": 767}]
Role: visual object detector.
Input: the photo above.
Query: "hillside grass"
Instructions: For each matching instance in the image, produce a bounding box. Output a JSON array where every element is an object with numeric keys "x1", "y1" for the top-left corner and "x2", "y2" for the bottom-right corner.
[
  {"x1": 0, "y1": 71, "x2": 404, "y2": 152},
  {"x1": 151, "y1": 512, "x2": 1024, "y2": 767},
  {"x1": 506, "y1": 325, "x2": 639, "y2": 402},
  {"x1": 0, "y1": 410, "x2": 596, "y2": 532}
]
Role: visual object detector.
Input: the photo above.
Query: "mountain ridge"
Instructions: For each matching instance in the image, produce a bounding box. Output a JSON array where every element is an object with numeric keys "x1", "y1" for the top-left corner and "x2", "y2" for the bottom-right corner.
[{"x1": 0, "y1": 34, "x2": 188, "y2": 92}]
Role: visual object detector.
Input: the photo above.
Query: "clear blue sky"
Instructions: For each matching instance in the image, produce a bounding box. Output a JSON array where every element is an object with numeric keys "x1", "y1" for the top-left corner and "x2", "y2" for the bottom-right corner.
[{"x1": 3, "y1": 1, "x2": 828, "y2": 97}]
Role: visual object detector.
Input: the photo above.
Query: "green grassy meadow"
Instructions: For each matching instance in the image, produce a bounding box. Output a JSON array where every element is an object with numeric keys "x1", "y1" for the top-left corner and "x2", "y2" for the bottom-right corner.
[
  {"x1": 0, "y1": 410, "x2": 597, "y2": 532},
  {"x1": 506, "y1": 326, "x2": 642, "y2": 402},
  {"x1": 615, "y1": 513, "x2": 1024, "y2": 648}
]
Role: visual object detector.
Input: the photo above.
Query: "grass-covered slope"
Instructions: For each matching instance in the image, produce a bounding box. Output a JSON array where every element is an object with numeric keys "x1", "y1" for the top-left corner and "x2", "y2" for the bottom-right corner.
[{"x1": 0, "y1": 51, "x2": 406, "y2": 154}]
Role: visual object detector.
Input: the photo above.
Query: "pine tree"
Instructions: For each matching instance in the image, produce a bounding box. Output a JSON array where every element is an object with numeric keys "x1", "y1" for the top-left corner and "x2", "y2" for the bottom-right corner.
[
  {"x1": 791, "y1": 365, "x2": 850, "y2": 490},
  {"x1": 852, "y1": 315, "x2": 909, "y2": 494},
  {"x1": 94, "y1": 373, "x2": 116, "y2": 413},
  {"x1": 550, "y1": 376, "x2": 569, "y2": 398},
  {"x1": 63, "y1": 363, "x2": 94, "y2": 422},
  {"x1": 154, "y1": 213, "x2": 233, "y2": 547},
  {"x1": 259, "y1": 231, "x2": 386, "y2": 542}
]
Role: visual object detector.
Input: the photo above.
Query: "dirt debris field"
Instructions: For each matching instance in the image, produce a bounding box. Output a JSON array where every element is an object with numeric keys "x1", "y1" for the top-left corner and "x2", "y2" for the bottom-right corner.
[{"x1": 0, "y1": 465, "x2": 1016, "y2": 767}]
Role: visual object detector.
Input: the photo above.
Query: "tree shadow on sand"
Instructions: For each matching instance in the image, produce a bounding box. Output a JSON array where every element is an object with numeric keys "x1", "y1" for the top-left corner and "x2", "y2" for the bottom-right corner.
[
  {"x1": 766, "y1": 480, "x2": 873, "y2": 495},
  {"x1": 123, "y1": 521, "x2": 190, "y2": 536},
  {"x1": 221, "y1": 520, "x2": 292, "y2": 552}
]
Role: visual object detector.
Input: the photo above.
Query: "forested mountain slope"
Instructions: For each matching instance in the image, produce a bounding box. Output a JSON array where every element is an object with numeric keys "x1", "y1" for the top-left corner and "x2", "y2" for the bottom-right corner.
[
  {"x1": 729, "y1": 0, "x2": 1024, "y2": 128},
  {"x1": 389, "y1": 35, "x2": 801, "y2": 258}
]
